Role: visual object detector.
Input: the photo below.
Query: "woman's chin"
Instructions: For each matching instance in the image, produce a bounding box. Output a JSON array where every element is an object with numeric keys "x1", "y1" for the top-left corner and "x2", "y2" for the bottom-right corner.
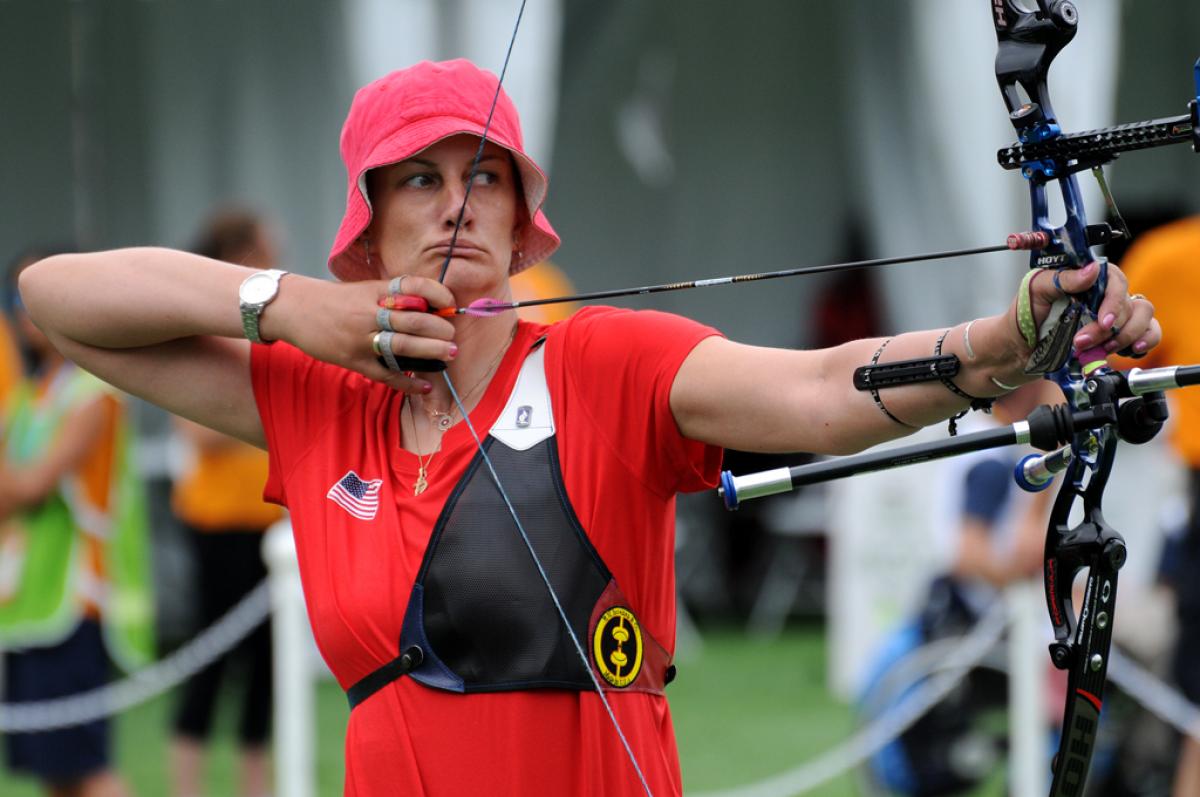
[{"x1": 441, "y1": 264, "x2": 508, "y2": 295}]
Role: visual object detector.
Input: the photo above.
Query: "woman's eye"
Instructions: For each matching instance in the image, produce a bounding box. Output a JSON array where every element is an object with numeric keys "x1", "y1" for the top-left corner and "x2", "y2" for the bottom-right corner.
[
  {"x1": 402, "y1": 173, "x2": 436, "y2": 189},
  {"x1": 470, "y1": 171, "x2": 499, "y2": 187}
]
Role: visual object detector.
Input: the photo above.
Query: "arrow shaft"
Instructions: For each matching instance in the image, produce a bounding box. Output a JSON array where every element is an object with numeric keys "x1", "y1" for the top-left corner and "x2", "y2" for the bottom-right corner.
[{"x1": 446, "y1": 241, "x2": 1014, "y2": 316}]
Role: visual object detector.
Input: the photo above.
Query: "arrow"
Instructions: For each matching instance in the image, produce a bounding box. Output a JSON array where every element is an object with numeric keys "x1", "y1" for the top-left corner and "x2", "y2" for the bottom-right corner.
[{"x1": 406, "y1": 232, "x2": 1048, "y2": 318}]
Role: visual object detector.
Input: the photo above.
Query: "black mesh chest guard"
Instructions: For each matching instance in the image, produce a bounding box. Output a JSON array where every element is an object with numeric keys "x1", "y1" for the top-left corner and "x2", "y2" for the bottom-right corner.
[
  {"x1": 414, "y1": 436, "x2": 608, "y2": 691},
  {"x1": 346, "y1": 352, "x2": 673, "y2": 708}
]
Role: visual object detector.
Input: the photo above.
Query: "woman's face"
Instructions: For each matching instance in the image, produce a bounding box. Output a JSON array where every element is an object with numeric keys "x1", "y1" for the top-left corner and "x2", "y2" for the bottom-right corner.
[{"x1": 365, "y1": 134, "x2": 520, "y2": 298}]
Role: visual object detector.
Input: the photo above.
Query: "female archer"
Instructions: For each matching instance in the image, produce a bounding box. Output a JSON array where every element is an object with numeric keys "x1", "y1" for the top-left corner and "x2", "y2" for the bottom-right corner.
[{"x1": 17, "y1": 59, "x2": 1158, "y2": 796}]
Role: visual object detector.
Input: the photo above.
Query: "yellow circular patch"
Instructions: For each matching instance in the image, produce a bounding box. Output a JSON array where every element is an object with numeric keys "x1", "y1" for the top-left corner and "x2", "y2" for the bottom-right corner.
[{"x1": 593, "y1": 606, "x2": 644, "y2": 688}]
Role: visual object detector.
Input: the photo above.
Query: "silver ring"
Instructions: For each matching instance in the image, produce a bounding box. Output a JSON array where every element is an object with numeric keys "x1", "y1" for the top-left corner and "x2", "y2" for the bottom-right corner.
[
  {"x1": 374, "y1": 330, "x2": 403, "y2": 371},
  {"x1": 381, "y1": 344, "x2": 401, "y2": 372},
  {"x1": 376, "y1": 307, "x2": 393, "y2": 332},
  {"x1": 388, "y1": 275, "x2": 407, "y2": 295}
]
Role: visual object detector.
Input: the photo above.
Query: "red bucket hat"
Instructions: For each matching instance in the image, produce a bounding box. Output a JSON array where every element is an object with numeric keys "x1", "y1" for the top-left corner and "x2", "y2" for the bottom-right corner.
[{"x1": 328, "y1": 59, "x2": 560, "y2": 282}]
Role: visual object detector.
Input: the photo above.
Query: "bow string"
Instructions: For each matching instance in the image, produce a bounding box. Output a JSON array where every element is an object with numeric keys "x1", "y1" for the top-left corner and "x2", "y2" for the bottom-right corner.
[{"x1": 433, "y1": 1, "x2": 656, "y2": 794}]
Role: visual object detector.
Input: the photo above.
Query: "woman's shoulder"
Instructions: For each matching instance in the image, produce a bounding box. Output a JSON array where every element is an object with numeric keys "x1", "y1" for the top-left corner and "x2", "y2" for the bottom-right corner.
[
  {"x1": 545, "y1": 305, "x2": 720, "y2": 360},
  {"x1": 548, "y1": 304, "x2": 716, "y2": 338}
]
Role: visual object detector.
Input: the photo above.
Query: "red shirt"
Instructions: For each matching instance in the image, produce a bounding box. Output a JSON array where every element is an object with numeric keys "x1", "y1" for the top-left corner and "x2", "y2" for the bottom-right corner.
[{"x1": 251, "y1": 307, "x2": 722, "y2": 796}]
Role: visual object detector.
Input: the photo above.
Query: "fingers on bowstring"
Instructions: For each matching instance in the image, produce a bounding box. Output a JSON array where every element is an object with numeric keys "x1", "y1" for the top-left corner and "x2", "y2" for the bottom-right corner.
[
  {"x1": 378, "y1": 274, "x2": 456, "y2": 311},
  {"x1": 378, "y1": 305, "x2": 457, "y2": 344},
  {"x1": 375, "y1": 328, "x2": 458, "y2": 365}
]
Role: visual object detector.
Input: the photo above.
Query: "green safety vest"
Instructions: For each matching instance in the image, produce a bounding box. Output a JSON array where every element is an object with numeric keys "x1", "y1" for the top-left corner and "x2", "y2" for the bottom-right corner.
[{"x1": 0, "y1": 365, "x2": 154, "y2": 671}]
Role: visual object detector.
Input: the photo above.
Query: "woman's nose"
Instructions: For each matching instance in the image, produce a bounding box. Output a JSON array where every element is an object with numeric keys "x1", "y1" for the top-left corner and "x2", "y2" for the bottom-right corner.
[{"x1": 441, "y1": 181, "x2": 474, "y2": 227}]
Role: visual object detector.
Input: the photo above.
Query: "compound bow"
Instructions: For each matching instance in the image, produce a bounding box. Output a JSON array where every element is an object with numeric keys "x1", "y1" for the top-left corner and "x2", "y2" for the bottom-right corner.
[
  {"x1": 722, "y1": 2, "x2": 1200, "y2": 794},
  {"x1": 994, "y1": 3, "x2": 1197, "y2": 792}
]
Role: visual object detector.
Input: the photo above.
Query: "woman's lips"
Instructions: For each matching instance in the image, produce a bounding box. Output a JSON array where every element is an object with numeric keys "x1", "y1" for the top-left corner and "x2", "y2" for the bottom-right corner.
[{"x1": 429, "y1": 242, "x2": 483, "y2": 256}]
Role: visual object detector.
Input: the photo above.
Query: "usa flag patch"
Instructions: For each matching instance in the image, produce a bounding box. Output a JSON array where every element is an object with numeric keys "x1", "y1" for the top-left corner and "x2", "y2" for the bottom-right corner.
[{"x1": 326, "y1": 471, "x2": 383, "y2": 520}]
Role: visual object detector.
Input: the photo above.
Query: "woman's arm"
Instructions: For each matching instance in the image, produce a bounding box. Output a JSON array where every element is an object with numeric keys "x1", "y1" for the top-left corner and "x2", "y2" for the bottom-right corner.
[
  {"x1": 174, "y1": 415, "x2": 245, "y2": 452},
  {"x1": 18, "y1": 248, "x2": 458, "y2": 447},
  {"x1": 670, "y1": 319, "x2": 1015, "y2": 454},
  {"x1": 20, "y1": 248, "x2": 267, "y2": 446},
  {"x1": 671, "y1": 261, "x2": 1160, "y2": 455}
]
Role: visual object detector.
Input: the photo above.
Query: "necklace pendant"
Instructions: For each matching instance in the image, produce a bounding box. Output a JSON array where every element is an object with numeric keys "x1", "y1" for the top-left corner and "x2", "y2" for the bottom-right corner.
[
  {"x1": 414, "y1": 467, "x2": 428, "y2": 496},
  {"x1": 435, "y1": 414, "x2": 454, "y2": 432}
]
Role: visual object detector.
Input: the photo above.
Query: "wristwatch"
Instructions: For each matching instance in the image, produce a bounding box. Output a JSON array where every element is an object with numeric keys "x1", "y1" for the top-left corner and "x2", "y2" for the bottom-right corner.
[{"x1": 238, "y1": 268, "x2": 289, "y2": 343}]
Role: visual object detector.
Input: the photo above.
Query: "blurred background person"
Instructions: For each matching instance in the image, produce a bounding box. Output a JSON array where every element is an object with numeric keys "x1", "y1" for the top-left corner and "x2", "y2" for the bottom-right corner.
[
  {"x1": 859, "y1": 382, "x2": 1056, "y2": 795},
  {"x1": 933, "y1": 383, "x2": 1054, "y2": 607},
  {"x1": 167, "y1": 209, "x2": 283, "y2": 797},
  {"x1": 0, "y1": 289, "x2": 21, "y2": 405},
  {"x1": 0, "y1": 247, "x2": 153, "y2": 797},
  {"x1": 1117, "y1": 213, "x2": 1200, "y2": 797}
]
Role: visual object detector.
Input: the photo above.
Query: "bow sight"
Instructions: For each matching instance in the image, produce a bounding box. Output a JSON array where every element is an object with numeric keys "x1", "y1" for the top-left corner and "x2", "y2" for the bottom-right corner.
[
  {"x1": 996, "y1": 2, "x2": 1200, "y2": 179},
  {"x1": 994, "y1": 0, "x2": 1200, "y2": 273}
]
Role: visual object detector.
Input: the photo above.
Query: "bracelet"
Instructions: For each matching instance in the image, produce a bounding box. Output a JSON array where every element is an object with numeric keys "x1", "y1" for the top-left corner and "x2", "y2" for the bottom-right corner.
[
  {"x1": 961, "y1": 320, "x2": 978, "y2": 360},
  {"x1": 864, "y1": 339, "x2": 918, "y2": 429},
  {"x1": 934, "y1": 330, "x2": 994, "y2": 410},
  {"x1": 935, "y1": 329, "x2": 994, "y2": 436},
  {"x1": 964, "y1": 316, "x2": 1029, "y2": 392},
  {"x1": 964, "y1": 320, "x2": 1025, "y2": 391}
]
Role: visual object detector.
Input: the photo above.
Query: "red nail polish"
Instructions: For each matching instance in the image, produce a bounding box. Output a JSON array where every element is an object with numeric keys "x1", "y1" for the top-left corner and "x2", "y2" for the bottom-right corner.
[
  {"x1": 1074, "y1": 334, "x2": 1092, "y2": 348},
  {"x1": 448, "y1": 344, "x2": 459, "y2": 358},
  {"x1": 1134, "y1": 340, "x2": 1148, "y2": 353},
  {"x1": 421, "y1": 381, "x2": 433, "y2": 393},
  {"x1": 1102, "y1": 313, "x2": 1115, "y2": 328}
]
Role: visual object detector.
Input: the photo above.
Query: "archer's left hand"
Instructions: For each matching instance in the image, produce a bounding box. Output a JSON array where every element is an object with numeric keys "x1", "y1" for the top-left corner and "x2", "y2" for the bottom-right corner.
[{"x1": 1023, "y1": 261, "x2": 1161, "y2": 358}]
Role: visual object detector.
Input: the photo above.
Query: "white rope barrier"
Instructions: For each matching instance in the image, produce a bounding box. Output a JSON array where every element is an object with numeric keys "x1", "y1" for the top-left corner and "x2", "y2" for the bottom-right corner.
[
  {"x1": 1109, "y1": 646, "x2": 1200, "y2": 741},
  {"x1": 0, "y1": 579, "x2": 271, "y2": 733},
  {"x1": 5, "y1": 536, "x2": 1199, "y2": 797},
  {"x1": 686, "y1": 600, "x2": 1009, "y2": 797}
]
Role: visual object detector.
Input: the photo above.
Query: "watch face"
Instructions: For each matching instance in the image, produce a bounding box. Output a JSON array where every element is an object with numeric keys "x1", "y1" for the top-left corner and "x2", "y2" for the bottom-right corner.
[{"x1": 241, "y1": 272, "x2": 276, "y2": 304}]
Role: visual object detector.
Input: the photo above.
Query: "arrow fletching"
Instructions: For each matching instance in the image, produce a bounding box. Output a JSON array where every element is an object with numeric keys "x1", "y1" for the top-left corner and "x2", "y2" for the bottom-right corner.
[{"x1": 432, "y1": 297, "x2": 516, "y2": 317}]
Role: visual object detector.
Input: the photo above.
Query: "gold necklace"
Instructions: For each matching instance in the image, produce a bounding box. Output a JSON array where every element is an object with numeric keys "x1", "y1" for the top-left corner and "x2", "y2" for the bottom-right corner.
[
  {"x1": 403, "y1": 323, "x2": 517, "y2": 495},
  {"x1": 404, "y1": 399, "x2": 434, "y2": 496},
  {"x1": 421, "y1": 323, "x2": 516, "y2": 431}
]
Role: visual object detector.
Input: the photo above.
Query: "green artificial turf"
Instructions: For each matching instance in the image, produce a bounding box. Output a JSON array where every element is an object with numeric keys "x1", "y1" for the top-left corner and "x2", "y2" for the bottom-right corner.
[{"x1": 671, "y1": 624, "x2": 859, "y2": 794}]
